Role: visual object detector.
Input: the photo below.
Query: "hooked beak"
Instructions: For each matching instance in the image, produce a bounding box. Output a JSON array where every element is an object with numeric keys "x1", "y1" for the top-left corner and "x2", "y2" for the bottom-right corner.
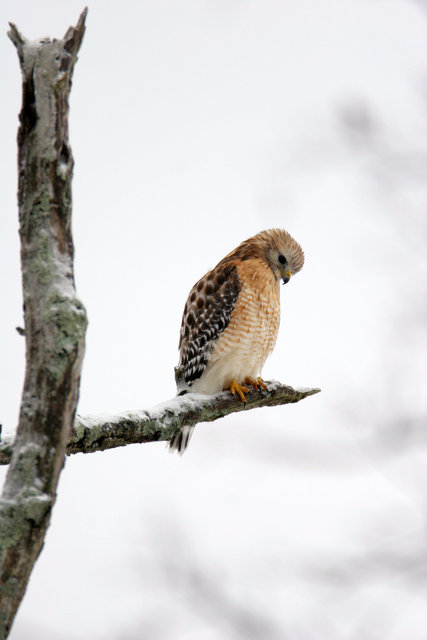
[{"x1": 281, "y1": 270, "x2": 292, "y2": 285}]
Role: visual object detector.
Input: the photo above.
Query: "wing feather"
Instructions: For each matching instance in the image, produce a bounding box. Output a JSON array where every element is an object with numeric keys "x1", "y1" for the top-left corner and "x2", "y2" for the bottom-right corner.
[{"x1": 179, "y1": 262, "x2": 240, "y2": 384}]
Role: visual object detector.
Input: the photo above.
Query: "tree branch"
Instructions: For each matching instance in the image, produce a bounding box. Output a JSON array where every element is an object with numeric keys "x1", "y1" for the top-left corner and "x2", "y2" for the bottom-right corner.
[
  {"x1": 0, "y1": 10, "x2": 87, "y2": 639},
  {"x1": 0, "y1": 383, "x2": 320, "y2": 463}
]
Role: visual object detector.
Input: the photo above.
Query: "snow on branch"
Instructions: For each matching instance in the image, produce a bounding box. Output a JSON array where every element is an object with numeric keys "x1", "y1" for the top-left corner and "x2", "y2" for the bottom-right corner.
[{"x1": 0, "y1": 382, "x2": 320, "y2": 464}]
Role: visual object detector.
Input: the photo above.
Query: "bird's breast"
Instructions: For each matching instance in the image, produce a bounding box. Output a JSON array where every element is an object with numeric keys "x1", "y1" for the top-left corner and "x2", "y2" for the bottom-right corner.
[{"x1": 212, "y1": 258, "x2": 281, "y2": 363}]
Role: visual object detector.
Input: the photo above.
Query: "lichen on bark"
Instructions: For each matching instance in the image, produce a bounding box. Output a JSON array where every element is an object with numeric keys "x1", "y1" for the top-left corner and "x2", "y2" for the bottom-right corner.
[{"x1": 0, "y1": 10, "x2": 88, "y2": 639}]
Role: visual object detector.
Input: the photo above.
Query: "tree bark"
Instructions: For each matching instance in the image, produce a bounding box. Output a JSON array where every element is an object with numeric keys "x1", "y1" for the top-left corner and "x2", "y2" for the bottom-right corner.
[
  {"x1": 0, "y1": 383, "x2": 320, "y2": 463},
  {"x1": 0, "y1": 10, "x2": 88, "y2": 639}
]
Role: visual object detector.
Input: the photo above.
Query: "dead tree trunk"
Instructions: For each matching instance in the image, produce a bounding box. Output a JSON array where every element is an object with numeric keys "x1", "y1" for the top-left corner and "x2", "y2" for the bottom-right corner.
[{"x1": 0, "y1": 10, "x2": 88, "y2": 638}]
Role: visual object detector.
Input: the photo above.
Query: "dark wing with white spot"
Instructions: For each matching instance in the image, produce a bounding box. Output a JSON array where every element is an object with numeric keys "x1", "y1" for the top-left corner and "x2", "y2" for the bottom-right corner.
[{"x1": 178, "y1": 262, "x2": 241, "y2": 385}]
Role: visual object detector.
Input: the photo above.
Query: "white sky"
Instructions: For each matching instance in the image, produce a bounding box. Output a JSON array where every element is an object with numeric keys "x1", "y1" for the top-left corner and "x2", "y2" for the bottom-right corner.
[{"x1": 1, "y1": 2, "x2": 427, "y2": 639}]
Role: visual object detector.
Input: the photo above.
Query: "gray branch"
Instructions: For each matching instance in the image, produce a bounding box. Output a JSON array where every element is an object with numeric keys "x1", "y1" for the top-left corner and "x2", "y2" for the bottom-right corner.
[
  {"x1": 0, "y1": 383, "x2": 320, "y2": 464},
  {"x1": 0, "y1": 10, "x2": 87, "y2": 639}
]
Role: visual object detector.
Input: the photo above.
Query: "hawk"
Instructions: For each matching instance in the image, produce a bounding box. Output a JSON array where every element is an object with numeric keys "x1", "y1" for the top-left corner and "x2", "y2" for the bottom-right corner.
[{"x1": 170, "y1": 228, "x2": 304, "y2": 452}]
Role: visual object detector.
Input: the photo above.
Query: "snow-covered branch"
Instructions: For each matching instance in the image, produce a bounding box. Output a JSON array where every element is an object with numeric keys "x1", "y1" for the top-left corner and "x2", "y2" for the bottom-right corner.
[{"x1": 0, "y1": 382, "x2": 320, "y2": 464}]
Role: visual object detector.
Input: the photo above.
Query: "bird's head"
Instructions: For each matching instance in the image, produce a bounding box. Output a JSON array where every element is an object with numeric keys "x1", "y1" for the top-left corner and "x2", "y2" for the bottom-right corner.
[
  {"x1": 224, "y1": 228, "x2": 304, "y2": 285},
  {"x1": 259, "y1": 228, "x2": 305, "y2": 284}
]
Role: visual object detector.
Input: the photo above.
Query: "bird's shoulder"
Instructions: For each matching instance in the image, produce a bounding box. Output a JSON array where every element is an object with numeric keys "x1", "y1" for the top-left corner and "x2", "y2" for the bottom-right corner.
[
  {"x1": 181, "y1": 259, "x2": 239, "y2": 330},
  {"x1": 233, "y1": 256, "x2": 279, "y2": 300}
]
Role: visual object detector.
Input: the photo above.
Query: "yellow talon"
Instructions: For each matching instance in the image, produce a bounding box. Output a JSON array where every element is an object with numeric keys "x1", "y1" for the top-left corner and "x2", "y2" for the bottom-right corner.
[
  {"x1": 244, "y1": 376, "x2": 268, "y2": 391},
  {"x1": 228, "y1": 379, "x2": 250, "y2": 402},
  {"x1": 257, "y1": 377, "x2": 268, "y2": 391}
]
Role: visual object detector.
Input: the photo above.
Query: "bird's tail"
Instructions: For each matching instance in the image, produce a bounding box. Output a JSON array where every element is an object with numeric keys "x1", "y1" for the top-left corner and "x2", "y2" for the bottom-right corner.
[{"x1": 168, "y1": 425, "x2": 195, "y2": 455}]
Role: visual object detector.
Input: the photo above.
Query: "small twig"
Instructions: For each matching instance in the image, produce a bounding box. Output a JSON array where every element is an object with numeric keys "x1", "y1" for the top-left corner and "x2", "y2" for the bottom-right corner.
[{"x1": 7, "y1": 23, "x2": 25, "y2": 49}]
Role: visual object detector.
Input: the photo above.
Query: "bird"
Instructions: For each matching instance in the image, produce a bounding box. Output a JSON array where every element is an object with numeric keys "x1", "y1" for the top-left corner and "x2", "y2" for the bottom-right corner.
[{"x1": 170, "y1": 228, "x2": 304, "y2": 453}]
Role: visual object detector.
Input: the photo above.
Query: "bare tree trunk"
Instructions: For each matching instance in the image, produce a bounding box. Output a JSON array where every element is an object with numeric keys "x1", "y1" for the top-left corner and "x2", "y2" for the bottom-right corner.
[{"x1": 0, "y1": 10, "x2": 88, "y2": 638}]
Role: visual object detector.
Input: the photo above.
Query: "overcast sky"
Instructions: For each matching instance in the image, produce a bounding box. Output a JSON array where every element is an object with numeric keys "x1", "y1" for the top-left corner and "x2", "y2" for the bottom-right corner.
[{"x1": 1, "y1": 2, "x2": 427, "y2": 639}]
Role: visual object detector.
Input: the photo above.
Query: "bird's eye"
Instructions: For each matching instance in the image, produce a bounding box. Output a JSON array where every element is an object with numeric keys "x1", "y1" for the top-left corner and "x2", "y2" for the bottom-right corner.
[{"x1": 278, "y1": 254, "x2": 287, "y2": 265}]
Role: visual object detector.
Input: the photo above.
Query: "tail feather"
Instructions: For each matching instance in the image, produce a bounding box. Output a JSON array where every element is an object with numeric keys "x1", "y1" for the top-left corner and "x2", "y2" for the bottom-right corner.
[{"x1": 168, "y1": 425, "x2": 195, "y2": 455}]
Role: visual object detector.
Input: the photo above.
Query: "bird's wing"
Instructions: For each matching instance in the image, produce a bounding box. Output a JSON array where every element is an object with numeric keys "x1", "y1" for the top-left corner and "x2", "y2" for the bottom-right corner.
[{"x1": 179, "y1": 261, "x2": 241, "y2": 385}]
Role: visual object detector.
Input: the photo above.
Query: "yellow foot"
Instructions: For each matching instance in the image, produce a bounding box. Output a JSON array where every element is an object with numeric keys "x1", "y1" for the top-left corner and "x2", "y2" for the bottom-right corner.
[
  {"x1": 228, "y1": 379, "x2": 250, "y2": 402},
  {"x1": 244, "y1": 376, "x2": 268, "y2": 391}
]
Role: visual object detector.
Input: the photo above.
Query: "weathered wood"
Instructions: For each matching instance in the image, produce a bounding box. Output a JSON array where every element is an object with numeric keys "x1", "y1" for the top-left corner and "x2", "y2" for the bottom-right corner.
[
  {"x1": 0, "y1": 383, "x2": 320, "y2": 463},
  {"x1": 0, "y1": 10, "x2": 88, "y2": 638}
]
